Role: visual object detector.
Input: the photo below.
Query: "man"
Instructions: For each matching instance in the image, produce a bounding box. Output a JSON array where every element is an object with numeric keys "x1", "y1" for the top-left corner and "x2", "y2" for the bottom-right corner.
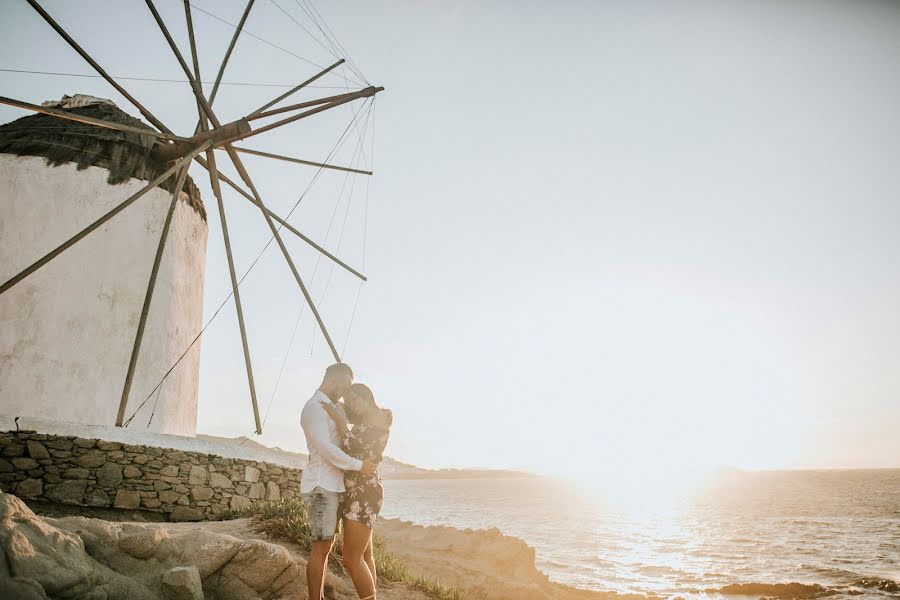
[{"x1": 300, "y1": 362, "x2": 376, "y2": 600}]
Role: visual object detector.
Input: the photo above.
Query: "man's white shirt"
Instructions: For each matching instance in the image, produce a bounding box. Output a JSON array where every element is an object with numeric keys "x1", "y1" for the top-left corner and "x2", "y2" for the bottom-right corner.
[{"x1": 300, "y1": 389, "x2": 363, "y2": 493}]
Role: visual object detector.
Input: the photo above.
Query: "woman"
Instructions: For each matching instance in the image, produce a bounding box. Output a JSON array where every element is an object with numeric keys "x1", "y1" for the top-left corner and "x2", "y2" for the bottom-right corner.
[{"x1": 323, "y1": 383, "x2": 392, "y2": 600}]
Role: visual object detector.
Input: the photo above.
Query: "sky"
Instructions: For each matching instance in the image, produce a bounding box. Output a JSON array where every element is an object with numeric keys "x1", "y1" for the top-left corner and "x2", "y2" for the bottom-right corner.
[{"x1": 2, "y1": 0, "x2": 899, "y2": 480}]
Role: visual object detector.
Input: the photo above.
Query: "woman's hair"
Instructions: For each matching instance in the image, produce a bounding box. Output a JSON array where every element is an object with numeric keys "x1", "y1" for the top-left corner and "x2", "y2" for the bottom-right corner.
[
  {"x1": 346, "y1": 383, "x2": 385, "y2": 426},
  {"x1": 345, "y1": 383, "x2": 375, "y2": 423}
]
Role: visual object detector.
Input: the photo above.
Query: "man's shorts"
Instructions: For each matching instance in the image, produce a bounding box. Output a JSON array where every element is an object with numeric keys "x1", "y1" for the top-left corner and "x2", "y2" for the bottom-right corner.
[{"x1": 300, "y1": 486, "x2": 340, "y2": 541}]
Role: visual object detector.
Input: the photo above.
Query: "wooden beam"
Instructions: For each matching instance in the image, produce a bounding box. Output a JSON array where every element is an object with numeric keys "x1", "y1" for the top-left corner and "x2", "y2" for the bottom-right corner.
[
  {"x1": 208, "y1": 0, "x2": 255, "y2": 106},
  {"x1": 184, "y1": 0, "x2": 262, "y2": 434},
  {"x1": 248, "y1": 59, "x2": 344, "y2": 117},
  {"x1": 0, "y1": 95, "x2": 190, "y2": 142},
  {"x1": 246, "y1": 87, "x2": 376, "y2": 121},
  {"x1": 116, "y1": 165, "x2": 193, "y2": 427},
  {"x1": 26, "y1": 0, "x2": 171, "y2": 135},
  {"x1": 147, "y1": 0, "x2": 347, "y2": 361},
  {"x1": 0, "y1": 143, "x2": 210, "y2": 297},
  {"x1": 227, "y1": 146, "x2": 372, "y2": 175},
  {"x1": 227, "y1": 87, "x2": 382, "y2": 145},
  {"x1": 193, "y1": 155, "x2": 367, "y2": 281}
]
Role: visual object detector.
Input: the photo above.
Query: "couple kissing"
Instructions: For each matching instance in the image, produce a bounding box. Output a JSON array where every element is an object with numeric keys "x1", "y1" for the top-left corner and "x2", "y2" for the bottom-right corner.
[{"x1": 299, "y1": 362, "x2": 393, "y2": 600}]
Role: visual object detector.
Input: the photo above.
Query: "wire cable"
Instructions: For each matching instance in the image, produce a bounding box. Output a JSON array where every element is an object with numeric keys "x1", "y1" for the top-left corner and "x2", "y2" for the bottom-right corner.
[{"x1": 0, "y1": 67, "x2": 352, "y2": 89}]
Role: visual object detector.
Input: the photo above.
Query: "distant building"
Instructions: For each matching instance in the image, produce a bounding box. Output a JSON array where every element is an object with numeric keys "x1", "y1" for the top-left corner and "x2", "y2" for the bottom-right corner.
[{"x1": 0, "y1": 95, "x2": 207, "y2": 436}]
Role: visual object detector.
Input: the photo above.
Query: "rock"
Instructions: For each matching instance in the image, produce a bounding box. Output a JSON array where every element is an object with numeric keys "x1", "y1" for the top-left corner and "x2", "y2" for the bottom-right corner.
[
  {"x1": 209, "y1": 472, "x2": 232, "y2": 488},
  {"x1": 161, "y1": 566, "x2": 204, "y2": 600},
  {"x1": 248, "y1": 482, "x2": 265, "y2": 499},
  {"x1": 45, "y1": 480, "x2": 87, "y2": 504},
  {"x1": 0, "y1": 458, "x2": 12, "y2": 472},
  {"x1": 188, "y1": 465, "x2": 208, "y2": 485},
  {"x1": 170, "y1": 506, "x2": 204, "y2": 522},
  {"x1": 12, "y1": 457, "x2": 39, "y2": 470},
  {"x1": 96, "y1": 441, "x2": 122, "y2": 451},
  {"x1": 63, "y1": 467, "x2": 90, "y2": 479},
  {"x1": 73, "y1": 438, "x2": 97, "y2": 448},
  {"x1": 84, "y1": 488, "x2": 110, "y2": 507},
  {"x1": 133, "y1": 454, "x2": 150, "y2": 465},
  {"x1": 114, "y1": 489, "x2": 141, "y2": 509},
  {"x1": 191, "y1": 487, "x2": 214, "y2": 501},
  {"x1": 96, "y1": 463, "x2": 123, "y2": 487},
  {"x1": 0, "y1": 493, "x2": 157, "y2": 599},
  {"x1": 230, "y1": 495, "x2": 251, "y2": 511},
  {"x1": 159, "y1": 490, "x2": 180, "y2": 504},
  {"x1": 76, "y1": 452, "x2": 106, "y2": 468},
  {"x1": 265, "y1": 481, "x2": 281, "y2": 501},
  {"x1": 2, "y1": 444, "x2": 25, "y2": 457},
  {"x1": 0, "y1": 576, "x2": 48, "y2": 600},
  {"x1": 244, "y1": 465, "x2": 260, "y2": 483},
  {"x1": 123, "y1": 465, "x2": 142, "y2": 478},
  {"x1": 15, "y1": 478, "x2": 43, "y2": 498},
  {"x1": 160, "y1": 465, "x2": 180, "y2": 477},
  {"x1": 0, "y1": 492, "x2": 97, "y2": 597},
  {"x1": 26, "y1": 441, "x2": 50, "y2": 460},
  {"x1": 142, "y1": 498, "x2": 162, "y2": 509},
  {"x1": 118, "y1": 529, "x2": 168, "y2": 559}
]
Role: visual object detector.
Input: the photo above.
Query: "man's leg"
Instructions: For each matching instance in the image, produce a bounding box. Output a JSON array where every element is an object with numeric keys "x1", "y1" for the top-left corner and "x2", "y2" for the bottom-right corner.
[
  {"x1": 302, "y1": 487, "x2": 340, "y2": 600},
  {"x1": 307, "y1": 538, "x2": 334, "y2": 600},
  {"x1": 342, "y1": 519, "x2": 376, "y2": 598}
]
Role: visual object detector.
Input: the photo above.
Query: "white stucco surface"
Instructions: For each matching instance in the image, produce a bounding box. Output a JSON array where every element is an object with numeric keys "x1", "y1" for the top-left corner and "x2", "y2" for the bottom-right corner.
[{"x1": 0, "y1": 154, "x2": 207, "y2": 436}]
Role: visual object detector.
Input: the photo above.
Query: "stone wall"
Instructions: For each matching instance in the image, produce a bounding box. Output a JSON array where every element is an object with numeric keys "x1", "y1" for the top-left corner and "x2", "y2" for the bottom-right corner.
[{"x1": 0, "y1": 430, "x2": 301, "y2": 521}]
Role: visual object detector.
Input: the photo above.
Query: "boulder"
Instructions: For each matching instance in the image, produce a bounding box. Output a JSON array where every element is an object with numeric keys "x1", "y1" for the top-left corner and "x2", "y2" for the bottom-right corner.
[
  {"x1": 265, "y1": 481, "x2": 281, "y2": 501},
  {"x1": 248, "y1": 482, "x2": 265, "y2": 499},
  {"x1": 45, "y1": 479, "x2": 87, "y2": 504},
  {"x1": 114, "y1": 489, "x2": 141, "y2": 509},
  {"x1": 161, "y1": 566, "x2": 204, "y2": 600},
  {"x1": 15, "y1": 478, "x2": 43, "y2": 498},
  {"x1": 191, "y1": 486, "x2": 214, "y2": 501},
  {"x1": 209, "y1": 472, "x2": 233, "y2": 489},
  {"x1": 12, "y1": 457, "x2": 39, "y2": 470},
  {"x1": 170, "y1": 506, "x2": 204, "y2": 522},
  {"x1": 96, "y1": 463, "x2": 123, "y2": 487},
  {"x1": 26, "y1": 441, "x2": 51, "y2": 460},
  {"x1": 244, "y1": 465, "x2": 260, "y2": 483},
  {"x1": 84, "y1": 488, "x2": 110, "y2": 507},
  {"x1": 188, "y1": 465, "x2": 208, "y2": 485}
]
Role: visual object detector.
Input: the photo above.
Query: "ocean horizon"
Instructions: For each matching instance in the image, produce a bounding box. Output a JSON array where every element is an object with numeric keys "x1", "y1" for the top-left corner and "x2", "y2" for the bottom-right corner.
[{"x1": 381, "y1": 469, "x2": 900, "y2": 599}]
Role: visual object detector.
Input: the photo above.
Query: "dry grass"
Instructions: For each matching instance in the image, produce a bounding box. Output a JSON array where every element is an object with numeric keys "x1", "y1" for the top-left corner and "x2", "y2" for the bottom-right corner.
[{"x1": 221, "y1": 499, "x2": 466, "y2": 600}]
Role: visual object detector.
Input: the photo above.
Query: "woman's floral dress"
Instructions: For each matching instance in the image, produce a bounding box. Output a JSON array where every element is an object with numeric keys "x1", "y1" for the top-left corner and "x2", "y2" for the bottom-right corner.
[{"x1": 340, "y1": 410, "x2": 392, "y2": 528}]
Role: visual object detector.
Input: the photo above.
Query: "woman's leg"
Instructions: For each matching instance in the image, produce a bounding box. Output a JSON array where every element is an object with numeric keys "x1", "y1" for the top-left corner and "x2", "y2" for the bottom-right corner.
[
  {"x1": 342, "y1": 518, "x2": 376, "y2": 599},
  {"x1": 363, "y1": 531, "x2": 376, "y2": 586}
]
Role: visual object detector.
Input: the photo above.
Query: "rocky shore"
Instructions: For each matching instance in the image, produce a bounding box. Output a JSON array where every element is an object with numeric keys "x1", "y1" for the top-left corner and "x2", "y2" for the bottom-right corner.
[{"x1": 0, "y1": 491, "x2": 649, "y2": 600}]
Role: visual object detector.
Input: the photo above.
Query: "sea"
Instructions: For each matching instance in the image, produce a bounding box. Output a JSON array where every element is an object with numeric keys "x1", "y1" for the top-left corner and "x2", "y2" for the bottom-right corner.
[{"x1": 381, "y1": 469, "x2": 900, "y2": 599}]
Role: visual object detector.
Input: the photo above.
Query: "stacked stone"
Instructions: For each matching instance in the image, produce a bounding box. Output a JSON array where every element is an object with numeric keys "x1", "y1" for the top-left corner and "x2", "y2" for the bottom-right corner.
[{"x1": 0, "y1": 430, "x2": 302, "y2": 521}]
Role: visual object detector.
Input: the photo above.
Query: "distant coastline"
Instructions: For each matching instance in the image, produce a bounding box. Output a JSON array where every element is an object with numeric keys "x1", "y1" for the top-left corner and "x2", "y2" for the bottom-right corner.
[{"x1": 196, "y1": 433, "x2": 537, "y2": 480}]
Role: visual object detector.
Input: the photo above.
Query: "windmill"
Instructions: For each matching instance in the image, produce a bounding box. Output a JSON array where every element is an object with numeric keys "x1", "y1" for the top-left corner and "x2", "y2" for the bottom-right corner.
[{"x1": 0, "y1": 0, "x2": 383, "y2": 437}]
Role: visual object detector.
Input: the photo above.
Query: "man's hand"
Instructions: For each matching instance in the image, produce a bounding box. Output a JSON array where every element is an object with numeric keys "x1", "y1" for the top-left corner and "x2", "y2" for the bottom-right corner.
[{"x1": 360, "y1": 459, "x2": 377, "y2": 477}]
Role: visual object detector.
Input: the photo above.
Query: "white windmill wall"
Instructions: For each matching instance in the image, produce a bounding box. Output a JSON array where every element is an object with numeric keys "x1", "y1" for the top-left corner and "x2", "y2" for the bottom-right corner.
[{"x1": 0, "y1": 154, "x2": 207, "y2": 436}]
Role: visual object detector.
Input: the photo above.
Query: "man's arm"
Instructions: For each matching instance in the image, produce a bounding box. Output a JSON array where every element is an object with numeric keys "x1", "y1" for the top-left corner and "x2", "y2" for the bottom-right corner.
[{"x1": 301, "y1": 403, "x2": 363, "y2": 472}]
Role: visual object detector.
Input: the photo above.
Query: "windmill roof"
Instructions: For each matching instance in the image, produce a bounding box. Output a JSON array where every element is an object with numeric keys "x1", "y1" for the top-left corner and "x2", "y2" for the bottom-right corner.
[{"x1": 0, "y1": 95, "x2": 205, "y2": 220}]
